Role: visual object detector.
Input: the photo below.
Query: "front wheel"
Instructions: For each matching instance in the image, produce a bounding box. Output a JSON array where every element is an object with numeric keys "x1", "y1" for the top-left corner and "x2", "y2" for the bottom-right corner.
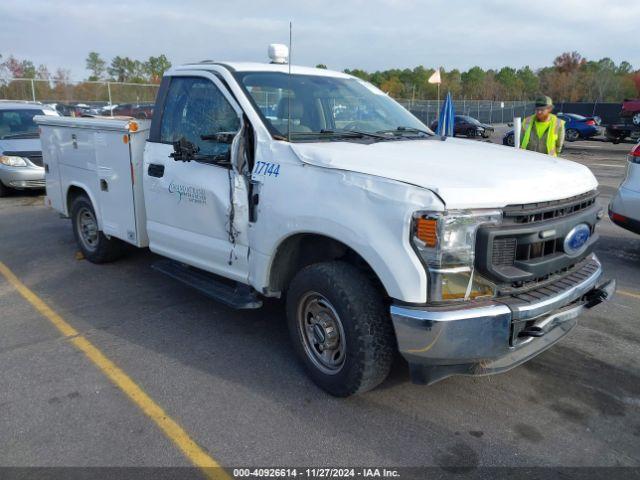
[
  {"x1": 286, "y1": 262, "x2": 395, "y2": 397},
  {"x1": 0, "y1": 181, "x2": 11, "y2": 197},
  {"x1": 70, "y1": 195, "x2": 125, "y2": 263},
  {"x1": 505, "y1": 134, "x2": 515, "y2": 147}
]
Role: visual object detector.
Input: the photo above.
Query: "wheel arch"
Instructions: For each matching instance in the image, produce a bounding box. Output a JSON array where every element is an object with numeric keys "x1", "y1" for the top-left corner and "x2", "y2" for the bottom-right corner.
[
  {"x1": 267, "y1": 232, "x2": 390, "y2": 299},
  {"x1": 65, "y1": 183, "x2": 102, "y2": 229}
]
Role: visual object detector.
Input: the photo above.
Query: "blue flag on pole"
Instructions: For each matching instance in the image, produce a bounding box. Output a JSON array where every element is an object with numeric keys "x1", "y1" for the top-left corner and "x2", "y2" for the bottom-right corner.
[{"x1": 437, "y1": 92, "x2": 455, "y2": 137}]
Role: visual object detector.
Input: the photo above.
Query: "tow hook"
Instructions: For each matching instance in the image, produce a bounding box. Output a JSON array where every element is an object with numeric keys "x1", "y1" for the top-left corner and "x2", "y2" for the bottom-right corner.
[
  {"x1": 519, "y1": 326, "x2": 546, "y2": 338},
  {"x1": 584, "y1": 279, "x2": 616, "y2": 308}
]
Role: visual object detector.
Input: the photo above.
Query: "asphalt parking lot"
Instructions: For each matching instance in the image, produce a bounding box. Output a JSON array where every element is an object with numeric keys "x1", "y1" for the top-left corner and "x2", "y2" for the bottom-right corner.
[{"x1": 1, "y1": 138, "x2": 639, "y2": 476}]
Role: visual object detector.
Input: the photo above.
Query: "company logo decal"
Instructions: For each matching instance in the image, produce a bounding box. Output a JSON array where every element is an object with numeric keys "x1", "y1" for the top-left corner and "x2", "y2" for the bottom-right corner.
[
  {"x1": 168, "y1": 182, "x2": 207, "y2": 205},
  {"x1": 563, "y1": 223, "x2": 590, "y2": 256}
]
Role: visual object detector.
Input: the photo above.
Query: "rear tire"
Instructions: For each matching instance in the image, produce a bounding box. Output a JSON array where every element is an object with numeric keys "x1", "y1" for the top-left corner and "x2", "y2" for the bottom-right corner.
[
  {"x1": 286, "y1": 261, "x2": 395, "y2": 397},
  {"x1": 565, "y1": 128, "x2": 580, "y2": 142},
  {"x1": 70, "y1": 195, "x2": 125, "y2": 263}
]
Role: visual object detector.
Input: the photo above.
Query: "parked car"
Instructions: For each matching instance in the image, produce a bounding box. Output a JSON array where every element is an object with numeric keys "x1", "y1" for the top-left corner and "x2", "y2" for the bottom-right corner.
[
  {"x1": 430, "y1": 115, "x2": 494, "y2": 138},
  {"x1": 54, "y1": 103, "x2": 97, "y2": 117},
  {"x1": 0, "y1": 101, "x2": 59, "y2": 196},
  {"x1": 604, "y1": 100, "x2": 640, "y2": 144},
  {"x1": 621, "y1": 99, "x2": 640, "y2": 126},
  {"x1": 502, "y1": 112, "x2": 600, "y2": 146},
  {"x1": 609, "y1": 140, "x2": 640, "y2": 234},
  {"x1": 112, "y1": 103, "x2": 154, "y2": 119},
  {"x1": 558, "y1": 113, "x2": 600, "y2": 141}
]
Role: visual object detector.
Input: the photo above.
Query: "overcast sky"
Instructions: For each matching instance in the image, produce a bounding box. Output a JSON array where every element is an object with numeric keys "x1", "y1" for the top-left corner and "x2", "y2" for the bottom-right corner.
[{"x1": 1, "y1": 0, "x2": 638, "y2": 79}]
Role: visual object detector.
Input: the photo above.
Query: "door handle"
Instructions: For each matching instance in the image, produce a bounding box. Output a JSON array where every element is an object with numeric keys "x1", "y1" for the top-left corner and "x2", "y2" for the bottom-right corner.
[{"x1": 148, "y1": 163, "x2": 165, "y2": 178}]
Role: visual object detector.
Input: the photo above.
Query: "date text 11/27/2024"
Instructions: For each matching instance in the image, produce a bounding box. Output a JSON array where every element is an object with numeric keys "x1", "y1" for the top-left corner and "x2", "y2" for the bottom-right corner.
[{"x1": 232, "y1": 468, "x2": 400, "y2": 478}]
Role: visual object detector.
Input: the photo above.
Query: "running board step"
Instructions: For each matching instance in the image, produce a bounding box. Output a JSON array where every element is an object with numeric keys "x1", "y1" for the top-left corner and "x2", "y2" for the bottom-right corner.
[{"x1": 152, "y1": 259, "x2": 262, "y2": 309}]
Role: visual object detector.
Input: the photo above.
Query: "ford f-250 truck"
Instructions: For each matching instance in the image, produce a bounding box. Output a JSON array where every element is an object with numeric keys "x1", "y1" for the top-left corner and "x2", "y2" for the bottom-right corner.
[{"x1": 35, "y1": 46, "x2": 615, "y2": 397}]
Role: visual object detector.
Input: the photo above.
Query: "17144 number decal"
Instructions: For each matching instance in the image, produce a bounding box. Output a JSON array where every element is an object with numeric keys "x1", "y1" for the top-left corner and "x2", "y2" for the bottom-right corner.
[{"x1": 254, "y1": 161, "x2": 280, "y2": 177}]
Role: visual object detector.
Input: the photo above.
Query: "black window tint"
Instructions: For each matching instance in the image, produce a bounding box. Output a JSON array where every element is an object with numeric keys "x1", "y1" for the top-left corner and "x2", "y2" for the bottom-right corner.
[{"x1": 160, "y1": 77, "x2": 239, "y2": 157}]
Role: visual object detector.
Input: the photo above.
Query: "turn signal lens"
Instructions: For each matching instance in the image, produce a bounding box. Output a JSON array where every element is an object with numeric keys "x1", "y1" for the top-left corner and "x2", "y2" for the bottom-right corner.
[
  {"x1": 129, "y1": 121, "x2": 139, "y2": 132},
  {"x1": 416, "y1": 218, "x2": 437, "y2": 247}
]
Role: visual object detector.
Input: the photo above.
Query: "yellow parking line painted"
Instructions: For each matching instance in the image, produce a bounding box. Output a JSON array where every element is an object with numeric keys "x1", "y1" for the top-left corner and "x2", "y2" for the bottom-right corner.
[
  {"x1": 0, "y1": 262, "x2": 229, "y2": 480},
  {"x1": 618, "y1": 289, "x2": 640, "y2": 301}
]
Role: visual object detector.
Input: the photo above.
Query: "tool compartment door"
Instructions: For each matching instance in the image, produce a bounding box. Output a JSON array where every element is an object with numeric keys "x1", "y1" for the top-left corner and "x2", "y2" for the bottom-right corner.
[{"x1": 94, "y1": 130, "x2": 137, "y2": 244}]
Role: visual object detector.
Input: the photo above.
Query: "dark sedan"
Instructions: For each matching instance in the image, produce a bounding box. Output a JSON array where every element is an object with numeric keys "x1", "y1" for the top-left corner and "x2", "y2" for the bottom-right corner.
[
  {"x1": 430, "y1": 115, "x2": 494, "y2": 138},
  {"x1": 112, "y1": 103, "x2": 155, "y2": 119}
]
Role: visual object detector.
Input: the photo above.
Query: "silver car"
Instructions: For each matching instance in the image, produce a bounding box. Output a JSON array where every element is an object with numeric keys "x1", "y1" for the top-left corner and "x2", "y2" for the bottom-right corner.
[
  {"x1": 0, "y1": 101, "x2": 59, "y2": 197},
  {"x1": 609, "y1": 140, "x2": 640, "y2": 234}
]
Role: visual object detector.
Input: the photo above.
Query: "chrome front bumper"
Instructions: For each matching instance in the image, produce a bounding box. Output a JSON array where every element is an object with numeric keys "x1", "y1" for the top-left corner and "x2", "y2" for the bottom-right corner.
[
  {"x1": 0, "y1": 165, "x2": 45, "y2": 189},
  {"x1": 390, "y1": 255, "x2": 615, "y2": 385}
]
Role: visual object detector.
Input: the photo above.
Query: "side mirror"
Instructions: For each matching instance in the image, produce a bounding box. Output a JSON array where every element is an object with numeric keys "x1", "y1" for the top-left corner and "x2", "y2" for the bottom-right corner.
[{"x1": 170, "y1": 138, "x2": 199, "y2": 162}]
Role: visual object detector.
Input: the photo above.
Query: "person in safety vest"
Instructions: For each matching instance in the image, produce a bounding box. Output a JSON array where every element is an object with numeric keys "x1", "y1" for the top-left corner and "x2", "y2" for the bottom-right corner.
[{"x1": 521, "y1": 95, "x2": 565, "y2": 157}]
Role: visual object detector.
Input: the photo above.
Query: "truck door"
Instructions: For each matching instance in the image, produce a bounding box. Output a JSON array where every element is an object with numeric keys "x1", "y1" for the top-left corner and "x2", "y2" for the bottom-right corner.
[{"x1": 143, "y1": 72, "x2": 250, "y2": 282}]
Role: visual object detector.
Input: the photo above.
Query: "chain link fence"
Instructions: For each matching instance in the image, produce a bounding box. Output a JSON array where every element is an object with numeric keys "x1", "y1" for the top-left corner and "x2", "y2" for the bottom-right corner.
[
  {"x1": 2, "y1": 78, "x2": 536, "y2": 125},
  {"x1": 398, "y1": 99, "x2": 536, "y2": 126},
  {"x1": 0, "y1": 77, "x2": 159, "y2": 107}
]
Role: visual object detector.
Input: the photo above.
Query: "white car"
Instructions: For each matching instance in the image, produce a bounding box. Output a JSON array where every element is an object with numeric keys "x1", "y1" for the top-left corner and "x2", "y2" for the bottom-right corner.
[
  {"x1": 35, "y1": 45, "x2": 614, "y2": 396},
  {"x1": 609, "y1": 140, "x2": 640, "y2": 234}
]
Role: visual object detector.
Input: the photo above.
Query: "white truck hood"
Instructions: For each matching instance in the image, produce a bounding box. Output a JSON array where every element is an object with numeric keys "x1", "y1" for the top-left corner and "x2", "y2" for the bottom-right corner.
[{"x1": 290, "y1": 138, "x2": 597, "y2": 209}]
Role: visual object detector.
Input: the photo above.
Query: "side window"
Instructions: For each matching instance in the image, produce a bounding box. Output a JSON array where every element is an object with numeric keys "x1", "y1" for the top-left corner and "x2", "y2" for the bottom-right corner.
[{"x1": 160, "y1": 77, "x2": 240, "y2": 158}]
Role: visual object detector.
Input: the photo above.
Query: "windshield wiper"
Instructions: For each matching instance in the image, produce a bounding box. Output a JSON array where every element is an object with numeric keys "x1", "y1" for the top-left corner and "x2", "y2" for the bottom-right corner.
[
  {"x1": 1, "y1": 132, "x2": 39, "y2": 139},
  {"x1": 376, "y1": 126, "x2": 433, "y2": 137},
  {"x1": 289, "y1": 129, "x2": 387, "y2": 140}
]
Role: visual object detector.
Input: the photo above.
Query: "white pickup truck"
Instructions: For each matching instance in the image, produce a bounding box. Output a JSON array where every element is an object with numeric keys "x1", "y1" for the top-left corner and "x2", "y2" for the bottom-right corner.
[{"x1": 36, "y1": 46, "x2": 615, "y2": 396}]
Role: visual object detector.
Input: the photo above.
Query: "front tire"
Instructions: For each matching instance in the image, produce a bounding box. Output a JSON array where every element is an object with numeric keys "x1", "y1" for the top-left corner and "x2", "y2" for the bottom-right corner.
[
  {"x1": 70, "y1": 195, "x2": 125, "y2": 263},
  {"x1": 0, "y1": 181, "x2": 11, "y2": 197},
  {"x1": 505, "y1": 134, "x2": 515, "y2": 147},
  {"x1": 286, "y1": 262, "x2": 395, "y2": 397}
]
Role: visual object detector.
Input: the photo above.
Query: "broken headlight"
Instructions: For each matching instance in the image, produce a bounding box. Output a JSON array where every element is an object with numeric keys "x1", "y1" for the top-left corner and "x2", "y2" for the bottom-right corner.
[{"x1": 412, "y1": 209, "x2": 502, "y2": 302}]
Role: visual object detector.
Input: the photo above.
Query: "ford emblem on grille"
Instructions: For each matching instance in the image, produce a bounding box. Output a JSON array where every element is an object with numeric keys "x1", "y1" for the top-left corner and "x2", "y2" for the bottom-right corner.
[{"x1": 564, "y1": 223, "x2": 591, "y2": 256}]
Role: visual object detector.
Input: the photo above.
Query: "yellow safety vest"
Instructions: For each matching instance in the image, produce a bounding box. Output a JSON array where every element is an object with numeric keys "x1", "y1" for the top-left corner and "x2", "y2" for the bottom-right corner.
[{"x1": 521, "y1": 114, "x2": 563, "y2": 157}]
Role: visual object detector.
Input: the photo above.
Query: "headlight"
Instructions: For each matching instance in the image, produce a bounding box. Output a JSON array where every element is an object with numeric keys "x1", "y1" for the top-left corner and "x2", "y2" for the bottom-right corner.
[
  {"x1": 412, "y1": 209, "x2": 502, "y2": 302},
  {"x1": 0, "y1": 155, "x2": 28, "y2": 167}
]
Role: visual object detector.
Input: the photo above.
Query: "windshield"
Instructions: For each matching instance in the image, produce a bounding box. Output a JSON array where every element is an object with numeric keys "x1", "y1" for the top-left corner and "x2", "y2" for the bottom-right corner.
[
  {"x1": 237, "y1": 72, "x2": 431, "y2": 140},
  {"x1": 459, "y1": 115, "x2": 481, "y2": 125},
  {"x1": 0, "y1": 109, "x2": 43, "y2": 139}
]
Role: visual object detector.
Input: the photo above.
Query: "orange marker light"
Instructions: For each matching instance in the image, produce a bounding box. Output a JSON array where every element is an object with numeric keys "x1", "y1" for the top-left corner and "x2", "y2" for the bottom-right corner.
[
  {"x1": 122, "y1": 134, "x2": 129, "y2": 144},
  {"x1": 416, "y1": 218, "x2": 438, "y2": 247},
  {"x1": 129, "y1": 121, "x2": 139, "y2": 132}
]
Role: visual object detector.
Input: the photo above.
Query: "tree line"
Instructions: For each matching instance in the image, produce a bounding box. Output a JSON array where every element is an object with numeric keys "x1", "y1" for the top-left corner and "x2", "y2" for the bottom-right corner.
[
  {"x1": 343, "y1": 52, "x2": 639, "y2": 102},
  {"x1": 0, "y1": 52, "x2": 171, "y2": 85},
  {"x1": 1, "y1": 50, "x2": 639, "y2": 103}
]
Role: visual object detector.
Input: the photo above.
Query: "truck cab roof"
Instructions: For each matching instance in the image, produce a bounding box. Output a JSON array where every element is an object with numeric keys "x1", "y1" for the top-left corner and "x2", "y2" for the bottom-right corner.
[{"x1": 173, "y1": 61, "x2": 351, "y2": 79}]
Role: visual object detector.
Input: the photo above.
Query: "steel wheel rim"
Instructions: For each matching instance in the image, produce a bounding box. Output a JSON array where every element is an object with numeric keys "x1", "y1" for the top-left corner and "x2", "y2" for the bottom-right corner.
[
  {"x1": 76, "y1": 206, "x2": 99, "y2": 252},
  {"x1": 297, "y1": 292, "x2": 346, "y2": 375}
]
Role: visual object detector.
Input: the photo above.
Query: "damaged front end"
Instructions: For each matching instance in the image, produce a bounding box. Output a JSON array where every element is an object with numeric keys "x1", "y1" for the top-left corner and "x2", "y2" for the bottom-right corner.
[{"x1": 391, "y1": 192, "x2": 616, "y2": 385}]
